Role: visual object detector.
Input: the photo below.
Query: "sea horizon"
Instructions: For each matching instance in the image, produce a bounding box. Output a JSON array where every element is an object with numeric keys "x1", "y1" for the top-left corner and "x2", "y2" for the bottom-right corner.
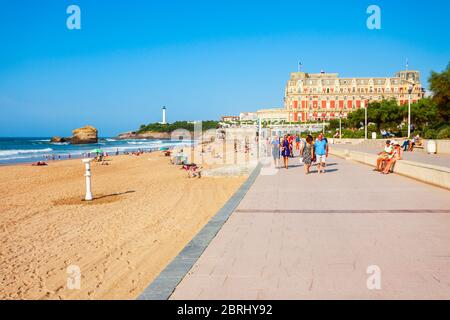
[{"x1": 0, "y1": 137, "x2": 191, "y2": 165}]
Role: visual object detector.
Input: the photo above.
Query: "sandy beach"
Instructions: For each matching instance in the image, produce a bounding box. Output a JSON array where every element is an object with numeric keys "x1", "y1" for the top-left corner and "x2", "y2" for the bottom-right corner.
[{"x1": 0, "y1": 150, "x2": 246, "y2": 299}]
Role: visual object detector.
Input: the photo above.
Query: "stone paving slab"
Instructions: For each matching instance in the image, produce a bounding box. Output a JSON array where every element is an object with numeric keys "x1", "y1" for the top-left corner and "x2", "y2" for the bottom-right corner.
[{"x1": 170, "y1": 156, "x2": 450, "y2": 300}]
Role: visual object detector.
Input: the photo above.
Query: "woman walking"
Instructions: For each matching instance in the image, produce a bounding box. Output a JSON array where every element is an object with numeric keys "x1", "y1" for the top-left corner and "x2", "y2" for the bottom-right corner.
[
  {"x1": 300, "y1": 135, "x2": 314, "y2": 174},
  {"x1": 281, "y1": 135, "x2": 291, "y2": 169}
]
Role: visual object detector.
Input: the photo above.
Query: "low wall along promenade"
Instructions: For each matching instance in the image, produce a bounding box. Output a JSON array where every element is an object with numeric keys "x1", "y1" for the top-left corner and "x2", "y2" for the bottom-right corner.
[
  {"x1": 331, "y1": 147, "x2": 450, "y2": 190},
  {"x1": 333, "y1": 138, "x2": 450, "y2": 155}
]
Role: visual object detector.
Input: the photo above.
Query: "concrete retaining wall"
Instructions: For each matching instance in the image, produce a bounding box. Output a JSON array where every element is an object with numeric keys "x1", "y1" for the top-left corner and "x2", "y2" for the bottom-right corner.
[
  {"x1": 331, "y1": 148, "x2": 450, "y2": 190},
  {"x1": 333, "y1": 139, "x2": 450, "y2": 155}
]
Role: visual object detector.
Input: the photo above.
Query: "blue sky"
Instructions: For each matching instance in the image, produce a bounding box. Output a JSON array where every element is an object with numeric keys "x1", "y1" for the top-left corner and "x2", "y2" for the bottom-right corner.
[{"x1": 0, "y1": 0, "x2": 449, "y2": 137}]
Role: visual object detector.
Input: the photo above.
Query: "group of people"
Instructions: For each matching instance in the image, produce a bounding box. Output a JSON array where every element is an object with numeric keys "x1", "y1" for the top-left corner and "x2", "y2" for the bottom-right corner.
[
  {"x1": 44, "y1": 154, "x2": 72, "y2": 161},
  {"x1": 402, "y1": 135, "x2": 421, "y2": 152},
  {"x1": 271, "y1": 133, "x2": 329, "y2": 174},
  {"x1": 375, "y1": 140, "x2": 403, "y2": 174}
]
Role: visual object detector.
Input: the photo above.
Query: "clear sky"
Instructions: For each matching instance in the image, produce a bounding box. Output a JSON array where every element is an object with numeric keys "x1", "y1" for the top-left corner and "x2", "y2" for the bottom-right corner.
[{"x1": 0, "y1": 0, "x2": 449, "y2": 137}]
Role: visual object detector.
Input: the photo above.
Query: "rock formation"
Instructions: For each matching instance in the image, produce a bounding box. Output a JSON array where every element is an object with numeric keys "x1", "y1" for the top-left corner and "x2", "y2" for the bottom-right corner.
[
  {"x1": 116, "y1": 131, "x2": 171, "y2": 140},
  {"x1": 71, "y1": 125, "x2": 98, "y2": 144},
  {"x1": 50, "y1": 136, "x2": 68, "y2": 143}
]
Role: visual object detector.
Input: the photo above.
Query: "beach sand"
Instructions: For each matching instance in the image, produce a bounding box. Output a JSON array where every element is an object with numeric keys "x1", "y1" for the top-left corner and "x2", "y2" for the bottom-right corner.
[{"x1": 0, "y1": 151, "x2": 246, "y2": 299}]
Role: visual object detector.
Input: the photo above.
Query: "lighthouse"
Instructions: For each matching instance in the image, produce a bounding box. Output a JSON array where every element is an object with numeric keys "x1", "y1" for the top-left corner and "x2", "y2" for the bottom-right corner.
[{"x1": 162, "y1": 106, "x2": 167, "y2": 124}]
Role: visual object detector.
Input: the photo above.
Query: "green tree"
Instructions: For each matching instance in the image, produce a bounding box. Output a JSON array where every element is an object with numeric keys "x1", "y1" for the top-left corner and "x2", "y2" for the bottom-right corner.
[
  {"x1": 429, "y1": 62, "x2": 450, "y2": 122},
  {"x1": 346, "y1": 108, "x2": 365, "y2": 129},
  {"x1": 400, "y1": 98, "x2": 439, "y2": 132}
]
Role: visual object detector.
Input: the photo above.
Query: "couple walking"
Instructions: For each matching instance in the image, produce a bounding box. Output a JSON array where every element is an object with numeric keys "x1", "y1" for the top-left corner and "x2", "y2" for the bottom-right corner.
[
  {"x1": 272, "y1": 133, "x2": 328, "y2": 174},
  {"x1": 300, "y1": 133, "x2": 328, "y2": 174}
]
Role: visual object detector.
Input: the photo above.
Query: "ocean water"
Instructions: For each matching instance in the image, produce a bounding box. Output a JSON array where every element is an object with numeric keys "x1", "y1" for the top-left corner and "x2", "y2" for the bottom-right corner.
[{"x1": 0, "y1": 137, "x2": 192, "y2": 165}]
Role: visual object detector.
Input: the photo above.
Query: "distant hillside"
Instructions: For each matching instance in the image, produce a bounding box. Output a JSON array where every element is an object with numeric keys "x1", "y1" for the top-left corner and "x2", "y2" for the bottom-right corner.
[{"x1": 137, "y1": 121, "x2": 219, "y2": 133}]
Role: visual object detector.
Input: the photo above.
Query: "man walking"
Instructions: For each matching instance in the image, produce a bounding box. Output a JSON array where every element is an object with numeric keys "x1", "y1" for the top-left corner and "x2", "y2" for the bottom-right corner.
[{"x1": 314, "y1": 133, "x2": 328, "y2": 174}]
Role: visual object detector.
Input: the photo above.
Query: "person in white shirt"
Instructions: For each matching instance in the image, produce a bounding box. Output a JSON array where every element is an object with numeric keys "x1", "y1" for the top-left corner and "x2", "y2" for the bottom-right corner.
[{"x1": 375, "y1": 140, "x2": 394, "y2": 171}]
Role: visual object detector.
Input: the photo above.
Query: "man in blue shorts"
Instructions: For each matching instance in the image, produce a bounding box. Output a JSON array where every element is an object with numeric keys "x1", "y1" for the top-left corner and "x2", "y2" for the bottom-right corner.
[{"x1": 314, "y1": 133, "x2": 328, "y2": 174}]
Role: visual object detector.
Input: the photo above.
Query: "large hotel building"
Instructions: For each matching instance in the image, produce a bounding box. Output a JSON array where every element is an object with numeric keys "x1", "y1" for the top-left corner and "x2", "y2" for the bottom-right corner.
[
  {"x1": 249, "y1": 69, "x2": 425, "y2": 123},
  {"x1": 285, "y1": 69, "x2": 424, "y2": 122}
]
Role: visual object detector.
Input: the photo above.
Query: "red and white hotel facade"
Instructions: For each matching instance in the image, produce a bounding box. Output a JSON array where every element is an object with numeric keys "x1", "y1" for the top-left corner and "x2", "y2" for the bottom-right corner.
[{"x1": 283, "y1": 70, "x2": 424, "y2": 122}]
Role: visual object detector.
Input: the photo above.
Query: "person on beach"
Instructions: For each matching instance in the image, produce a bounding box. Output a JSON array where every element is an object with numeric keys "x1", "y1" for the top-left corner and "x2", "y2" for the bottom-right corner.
[
  {"x1": 271, "y1": 135, "x2": 280, "y2": 168},
  {"x1": 314, "y1": 133, "x2": 328, "y2": 174},
  {"x1": 281, "y1": 135, "x2": 290, "y2": 169},
  {"x1": 300, "y1": 135, "x2": 314, "y2": 174}
]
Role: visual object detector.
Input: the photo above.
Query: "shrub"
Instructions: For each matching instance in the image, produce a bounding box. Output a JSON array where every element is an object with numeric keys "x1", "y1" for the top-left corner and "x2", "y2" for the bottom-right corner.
[
  {"x1": 424, "y1": 129, "x2": 437, "y2": 139},
  {"x1": 437, "y1": 127, "x2": 450, "y2": 139}
]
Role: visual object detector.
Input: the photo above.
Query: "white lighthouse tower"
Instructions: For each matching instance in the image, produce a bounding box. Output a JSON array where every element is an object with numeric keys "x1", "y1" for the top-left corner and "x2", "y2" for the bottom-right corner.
[{"x1": 162, "y1": 106, "x2": 167, "y2": 124}]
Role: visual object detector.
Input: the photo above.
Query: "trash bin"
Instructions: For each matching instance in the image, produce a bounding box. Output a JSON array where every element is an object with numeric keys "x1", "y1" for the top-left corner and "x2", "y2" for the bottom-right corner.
[
  {"x1": 329, "y1": 138, "x2": 334, "y2": 145},
  {"x1": 371, "y1": 132, "x2": 377, "y2": 139},
  {"x1": 427, "y1": 140, "x2": 437, "y2": 154}
]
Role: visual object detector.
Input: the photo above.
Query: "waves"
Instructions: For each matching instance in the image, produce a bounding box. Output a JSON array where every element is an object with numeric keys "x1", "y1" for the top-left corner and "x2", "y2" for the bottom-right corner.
[
  {"x1": 0, "y1": 148, "x2": 53, "y2": 157},
  {"x1": 50, "y1": 142, "x2": 70, "y2": 146},
  {"x1": 0, "y1": 138, "x2": 193, "y2": 164}
]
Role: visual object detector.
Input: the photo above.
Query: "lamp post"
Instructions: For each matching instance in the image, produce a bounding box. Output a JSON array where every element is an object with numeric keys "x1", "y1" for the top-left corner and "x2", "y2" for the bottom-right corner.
[
  {"x1": 364, "y1": 99, "x2": 368, "y2": 140},
  {"x1": 322, "y1": 116, "x2": 325, "y2": 134},
  {"x1": 408, "y1": 85, "x2": 413, "y2": 138},
  {"x1": 339, "y1": 112, "x2": 342, "y2": 140},
  {"x1": 258, "y1": 116, "x2": 262, "y2": 159}
]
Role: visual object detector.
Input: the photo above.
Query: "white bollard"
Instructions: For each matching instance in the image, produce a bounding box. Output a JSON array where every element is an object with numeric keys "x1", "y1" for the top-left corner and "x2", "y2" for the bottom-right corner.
[
  {"x1": 427, "y1": 140, "x2": 437, "y2": 154},
  {"x1": 82, "y1": 158, "x2": 93, "y2": 201}
]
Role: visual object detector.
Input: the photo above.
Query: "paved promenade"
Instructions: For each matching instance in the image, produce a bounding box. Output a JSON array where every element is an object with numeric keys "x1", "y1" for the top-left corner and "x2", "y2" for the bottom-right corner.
[
  {"x1": 333, "y1": 144, "x2": 450, "y2": 168},
  {"x1": 170, "y1": 156, "x2": 450, "y2": 299}
]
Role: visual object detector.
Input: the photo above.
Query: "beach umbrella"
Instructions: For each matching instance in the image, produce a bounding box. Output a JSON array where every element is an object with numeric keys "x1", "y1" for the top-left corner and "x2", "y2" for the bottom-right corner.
[
  {"x1": 91, "y1": 148, "x2": 103, "y2": 154},
  {"x1": 159, "y1": 147, "x2": 169, "y2": 151}
]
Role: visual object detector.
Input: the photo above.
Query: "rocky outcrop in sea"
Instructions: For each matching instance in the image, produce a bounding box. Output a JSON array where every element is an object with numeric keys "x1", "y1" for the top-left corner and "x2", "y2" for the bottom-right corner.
[
  {"x1": 71, "y1": 125, "x2": 98, "y2": 144},
  {"x1": 116, "y1": 131, "x2": 171, "y2": 140},
  {"x1": 50, "y1": 125, "x2": 98, "y2": 145}
]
